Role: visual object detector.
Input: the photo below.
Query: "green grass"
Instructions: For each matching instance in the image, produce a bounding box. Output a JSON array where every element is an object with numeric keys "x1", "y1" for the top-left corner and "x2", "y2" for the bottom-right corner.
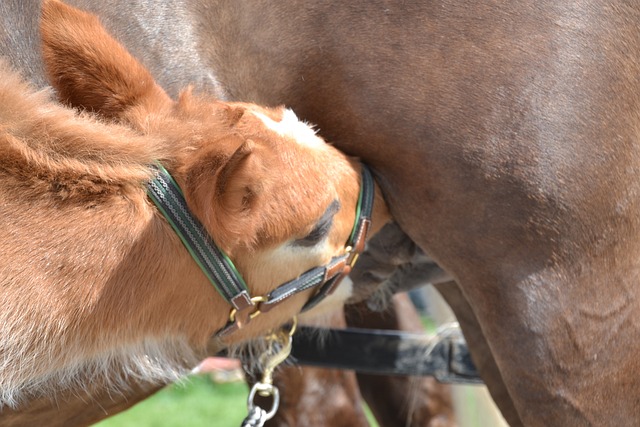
[
  {"x1": 420, "y1": 315, "x2": 438, "y2": 334},
  {"x1": 94, "y1": 375, "x2": 248, "y2": 427}
]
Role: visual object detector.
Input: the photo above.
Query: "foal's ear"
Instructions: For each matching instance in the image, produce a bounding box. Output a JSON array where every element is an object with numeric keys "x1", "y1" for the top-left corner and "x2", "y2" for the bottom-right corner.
[
  {"x1": 40, "y1": 0, "x2": 171, "y2": 120},
  {"x1": 185, "y1": 137, "x2": 266, "y2": 249}
]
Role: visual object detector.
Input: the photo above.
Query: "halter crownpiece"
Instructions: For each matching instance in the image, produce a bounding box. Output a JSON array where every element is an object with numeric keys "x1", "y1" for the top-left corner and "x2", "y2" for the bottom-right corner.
[{"x1": 147, "y1": 163, "x2": 375, "y2": 337}]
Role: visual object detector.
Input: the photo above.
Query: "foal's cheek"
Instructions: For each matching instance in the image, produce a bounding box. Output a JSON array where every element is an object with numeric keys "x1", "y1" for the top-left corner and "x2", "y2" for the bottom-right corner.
[{"x1": 298, "y1": 276, "x2": 354, "y2": 322}]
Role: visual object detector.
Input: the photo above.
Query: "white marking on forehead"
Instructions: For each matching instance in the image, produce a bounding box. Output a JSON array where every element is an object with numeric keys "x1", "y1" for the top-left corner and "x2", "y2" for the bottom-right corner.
[{"x1": 254, "y1": 109, "x2": 325, "y2": 148}]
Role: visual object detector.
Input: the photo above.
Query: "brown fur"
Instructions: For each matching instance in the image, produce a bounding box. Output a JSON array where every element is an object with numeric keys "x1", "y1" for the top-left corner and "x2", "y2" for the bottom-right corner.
[
  {"x1": 27, "y1": 0, "x2": 640, "y2": 424},
  {"x1": 40, "y1": 0, "x2": 168, "y2": 118},
  {"x1": 0, "y1": 0, "x2": 390, "y2": 416}
]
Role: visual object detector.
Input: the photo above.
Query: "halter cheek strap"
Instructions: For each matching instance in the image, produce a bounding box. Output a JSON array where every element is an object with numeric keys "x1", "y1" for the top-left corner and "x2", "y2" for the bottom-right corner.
[
  {"x1": 147, "y1": 163, "x2": 375, "y2": 337},
  {"x1": 147, "y1": 164, "x2": 256, "y2": 329}
]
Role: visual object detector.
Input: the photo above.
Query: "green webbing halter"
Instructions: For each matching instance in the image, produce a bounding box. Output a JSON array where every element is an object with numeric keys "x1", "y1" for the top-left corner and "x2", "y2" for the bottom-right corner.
[{"x1": 147, "y1": 163, "x2": 375, "y2": 336}]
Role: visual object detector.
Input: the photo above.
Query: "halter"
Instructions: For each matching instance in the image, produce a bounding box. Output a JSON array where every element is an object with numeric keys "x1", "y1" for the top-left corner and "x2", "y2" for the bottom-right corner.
[{"x1": 147, "y1": 163, "x2": 374, "y2": 337}]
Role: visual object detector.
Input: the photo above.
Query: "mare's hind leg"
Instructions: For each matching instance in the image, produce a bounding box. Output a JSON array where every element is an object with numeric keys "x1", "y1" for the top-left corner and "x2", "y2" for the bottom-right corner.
[{"x1": 346, "y1": 293, "x2": 456, "y2": 427}]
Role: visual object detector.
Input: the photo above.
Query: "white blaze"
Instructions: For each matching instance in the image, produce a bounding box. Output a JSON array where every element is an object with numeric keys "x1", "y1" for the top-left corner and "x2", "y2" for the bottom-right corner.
[{"x1": 254, "y1": 109, "x2": 324, "y2": 148}]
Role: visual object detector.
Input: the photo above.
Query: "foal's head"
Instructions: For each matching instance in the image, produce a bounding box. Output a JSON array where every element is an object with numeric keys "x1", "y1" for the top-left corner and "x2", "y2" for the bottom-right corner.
[{"x1": 40, "y1": 0, "x2": 389, "y2": 343}]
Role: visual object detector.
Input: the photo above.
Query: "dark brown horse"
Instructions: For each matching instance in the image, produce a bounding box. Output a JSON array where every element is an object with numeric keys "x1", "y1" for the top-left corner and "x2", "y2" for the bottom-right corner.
[
  {"x1": 4, "y1": 1, "x2": 640, "y2": 426},
  {"x1": 179, "y1": 4, "x2": 640, "y2": 426}
]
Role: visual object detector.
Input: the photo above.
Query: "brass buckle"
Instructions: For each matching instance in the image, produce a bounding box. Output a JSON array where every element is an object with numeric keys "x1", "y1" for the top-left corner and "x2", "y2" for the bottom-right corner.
[
  {"x1": 344, "y1": 245, "x2": 361, "y2": 269},
  {"x1": 229, "y1": 295, "x2": 268, "y2": 328}
]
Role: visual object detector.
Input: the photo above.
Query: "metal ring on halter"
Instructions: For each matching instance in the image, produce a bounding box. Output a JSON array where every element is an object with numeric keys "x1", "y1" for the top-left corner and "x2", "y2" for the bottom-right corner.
[{"x1": 247, "y1": 382, "x2": 280, "y2": 421}]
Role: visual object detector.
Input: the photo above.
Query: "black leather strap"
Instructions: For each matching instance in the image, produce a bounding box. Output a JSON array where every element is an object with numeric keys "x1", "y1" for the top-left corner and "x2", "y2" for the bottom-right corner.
[{"x1": 289, "y1": 326, "x2": 483, "y2": 384}]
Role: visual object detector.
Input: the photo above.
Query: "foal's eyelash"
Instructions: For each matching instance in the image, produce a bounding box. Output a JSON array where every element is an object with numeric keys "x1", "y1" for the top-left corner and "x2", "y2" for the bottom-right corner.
[{"x1": 293, "y1": 200, "x2": 341, "y2": 247}]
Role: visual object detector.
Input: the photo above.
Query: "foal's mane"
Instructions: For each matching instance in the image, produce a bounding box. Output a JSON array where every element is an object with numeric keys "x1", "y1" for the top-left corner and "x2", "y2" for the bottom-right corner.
[{"x1": 0, "y1": 61, "x2": 174, "y2": 201}]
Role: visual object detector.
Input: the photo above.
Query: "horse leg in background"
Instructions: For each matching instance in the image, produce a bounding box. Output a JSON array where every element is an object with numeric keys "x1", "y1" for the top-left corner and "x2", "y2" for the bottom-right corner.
[
  {"x1": 434, "y1": 282, "x2": 523, "y2": 427},
  {"x1": 346, "y1": 293, "x2": 456, "y2": 427},
  {"x1": 246, "y1": 310, "x2": 370, "y2": 427}
]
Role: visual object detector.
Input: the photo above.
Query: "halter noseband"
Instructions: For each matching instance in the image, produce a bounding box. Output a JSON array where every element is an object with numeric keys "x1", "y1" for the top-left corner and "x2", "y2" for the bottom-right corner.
[{"x1": 147, "y1": 163, "x2": 375, "y2": 337}]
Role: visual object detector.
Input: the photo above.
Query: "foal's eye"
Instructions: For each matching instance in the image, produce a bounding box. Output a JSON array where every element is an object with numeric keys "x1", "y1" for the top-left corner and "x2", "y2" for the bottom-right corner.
[{"x1": 293, "y1": 200, "x2": 341, "y2": 247}]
